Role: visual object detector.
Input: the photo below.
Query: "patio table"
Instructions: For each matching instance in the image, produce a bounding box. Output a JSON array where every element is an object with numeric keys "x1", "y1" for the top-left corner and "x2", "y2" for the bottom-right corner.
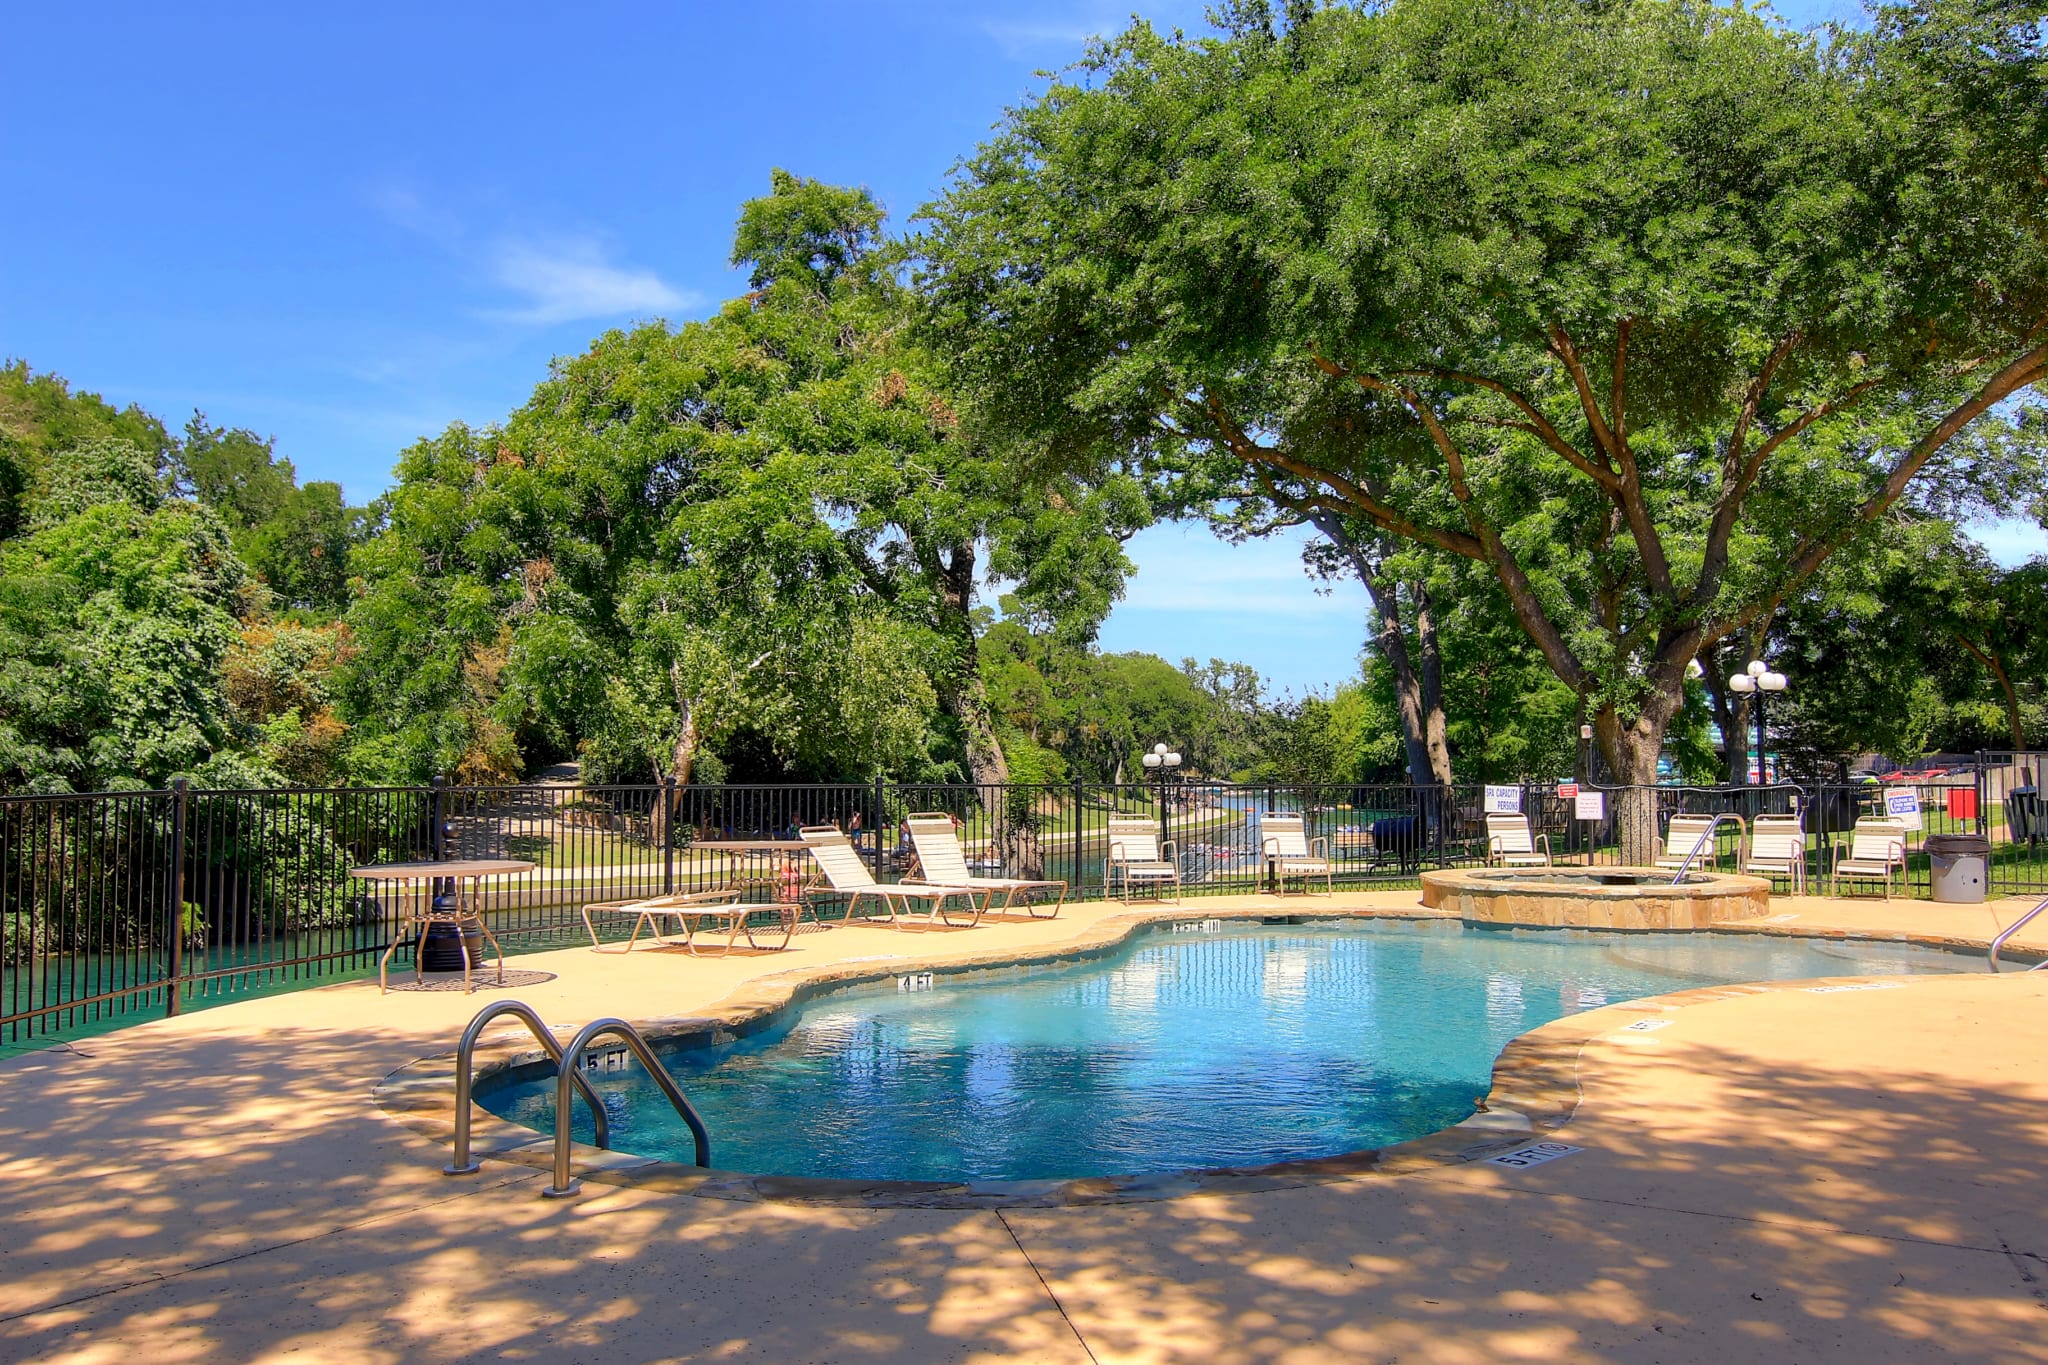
[{"x1": 355, "y1": 858, "x2": 535, "y2": 995}]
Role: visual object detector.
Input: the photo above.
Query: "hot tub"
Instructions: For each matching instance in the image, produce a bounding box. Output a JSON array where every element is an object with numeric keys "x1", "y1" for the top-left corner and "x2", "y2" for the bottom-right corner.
[{"x1": 1419, "y1": 866, "x2": 1771, "y2": 930}]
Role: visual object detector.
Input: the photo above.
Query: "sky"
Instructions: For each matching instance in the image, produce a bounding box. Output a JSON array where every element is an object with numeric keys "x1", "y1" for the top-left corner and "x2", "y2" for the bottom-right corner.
[{"x1": 2, "y1": 0, "x2": 2033, "y2": 696}]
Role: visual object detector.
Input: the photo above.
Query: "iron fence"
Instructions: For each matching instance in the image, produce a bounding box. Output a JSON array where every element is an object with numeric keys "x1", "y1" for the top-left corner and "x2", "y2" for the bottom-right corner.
[{"x1": 6, "y1": 762, "x2": 2045, "y2": 1046}]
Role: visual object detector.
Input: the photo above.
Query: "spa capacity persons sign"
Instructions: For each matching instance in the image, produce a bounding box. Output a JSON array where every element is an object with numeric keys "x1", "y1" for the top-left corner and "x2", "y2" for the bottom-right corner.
[{"x1": 1484, "y1": 785, "x2": 1522, "y2": 813}]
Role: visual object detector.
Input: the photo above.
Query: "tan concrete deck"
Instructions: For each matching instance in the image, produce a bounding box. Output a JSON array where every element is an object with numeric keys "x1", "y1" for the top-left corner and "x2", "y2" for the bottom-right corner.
[{"x1": 0, "y1": 891, "x2": 2044, "y2": 1362}]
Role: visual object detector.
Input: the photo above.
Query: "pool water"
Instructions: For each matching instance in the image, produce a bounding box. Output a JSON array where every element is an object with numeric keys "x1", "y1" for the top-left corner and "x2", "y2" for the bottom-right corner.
[{"x1": 479, "y1": 919, "x2": 1975, "y2": 1182}]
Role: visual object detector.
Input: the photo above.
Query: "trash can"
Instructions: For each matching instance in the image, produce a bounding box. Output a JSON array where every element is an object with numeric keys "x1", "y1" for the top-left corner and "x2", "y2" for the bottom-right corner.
[{"x1": 1924, "y1": 833, "x2": 1990, "y2": 904}]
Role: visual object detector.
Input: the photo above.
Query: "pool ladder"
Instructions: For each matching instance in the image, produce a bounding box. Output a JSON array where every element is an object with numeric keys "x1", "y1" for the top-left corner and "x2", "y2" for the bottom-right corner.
[
  {"x1": 1989, "y1": 895, "x2": 2048, "y2": 973},
  {"x1": 444, "y1": 999, "x2": 712, "y2": 1198},
  {"x1": 1670, "y1": 813, "x2": 1748, "y2": 884}
]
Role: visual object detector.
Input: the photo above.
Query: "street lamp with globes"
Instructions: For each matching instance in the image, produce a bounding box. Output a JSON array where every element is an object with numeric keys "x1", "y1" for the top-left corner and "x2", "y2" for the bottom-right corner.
[
  {"x1": 1141, "y1": 742, "x2": 1182, "y2": 842},
  {"x1": 1726, "y1": 660, "x2": 1788, "y2": 784}
]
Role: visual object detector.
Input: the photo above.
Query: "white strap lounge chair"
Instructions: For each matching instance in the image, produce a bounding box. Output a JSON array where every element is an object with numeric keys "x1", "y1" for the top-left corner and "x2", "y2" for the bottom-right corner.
[
  {"x1": 905, "y1": 814, "x2": 1066, "y2": 918},
  {"x1": 1106, "y1": 816, "x2": 1180, "y2": 902},
  {"x1": 1742, "y1": 814, "x2": 1808, "y2": 892},
  {"x1": 1486, "y1": 813, "x2": 1553, "y2": 868},
  {"x1": 798, "y1": 826, "x2": 987, "y2": 927},
  {"x1": 1260, "y1": 813, "x2": 1333, "y2": 895},
  {"x1": 1656, "y1": 814, "x2": 1735, "y2": 873},
  {"x1": 1832, "y1": 818, "x2": 1909, "y2": 899},
  {"x1": 579, "y1": 890, "x2": 797, "y2": 956}
]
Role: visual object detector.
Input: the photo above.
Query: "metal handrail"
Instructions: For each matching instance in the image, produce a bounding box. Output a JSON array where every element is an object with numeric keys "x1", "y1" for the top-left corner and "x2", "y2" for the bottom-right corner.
[
  {"x1": 445, "y1": 999, "x2": 611, "y2": 1175},
  {"x1": 1671, "y1": 813, "x2": 1747, "y2": 884},
  {"x1": 1989, "y1": 895, "x2": 2048, "y2": 973},
  {"x1": 544, "y1": 1017, "x2": 712, "y2": 1198}
]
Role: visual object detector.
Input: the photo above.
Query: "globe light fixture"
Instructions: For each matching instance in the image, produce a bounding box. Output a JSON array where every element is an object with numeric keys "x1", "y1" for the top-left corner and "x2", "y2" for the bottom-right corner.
[
  {"x1": 1725, "y1": 660, "x2": 1788, "y2": 783},
  {"x1": 1143, "y1": 742, "x2": 1182, "y2": 841}
]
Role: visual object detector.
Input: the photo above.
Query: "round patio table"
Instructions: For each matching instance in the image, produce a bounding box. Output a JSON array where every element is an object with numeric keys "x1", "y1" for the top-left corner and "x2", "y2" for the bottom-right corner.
[{"x1": 354, "y1": 859, "x2": 535, "y2": 995}]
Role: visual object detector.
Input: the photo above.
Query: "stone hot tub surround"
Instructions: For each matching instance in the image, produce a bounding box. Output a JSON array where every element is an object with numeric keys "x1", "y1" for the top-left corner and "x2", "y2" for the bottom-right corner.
[{"x1": 1420, "y1": 866, "x2": 1771, "y2": 929}]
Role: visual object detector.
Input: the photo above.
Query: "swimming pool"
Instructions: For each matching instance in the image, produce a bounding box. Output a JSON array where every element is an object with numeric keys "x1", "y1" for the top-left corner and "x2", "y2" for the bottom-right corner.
[{"x1": 478, "y1": 919, "x2": 1976, "y2": 1183}]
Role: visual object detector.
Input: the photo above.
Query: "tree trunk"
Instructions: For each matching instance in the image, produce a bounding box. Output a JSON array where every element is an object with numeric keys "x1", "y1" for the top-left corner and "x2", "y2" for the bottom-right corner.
[
  {"x1": 1361, "y1": 574, "x2": 1433, "y2": 788},
  {"x1": 650, "y1": 670, "x2": 704, "y2": 850},
  {"x1": 933, "y1": 541, "x2": 1043, "y2": 876},
  {"x1": 1312, "y1": 511, "x2": 1452, "y2": 787},
  {"x1": 1593, "y1": 681, "x2": 1684, "y2": 866},
  {"x1": 1703, "y1": 651, "x2": 1751, "y2": 785},
  {"x1": 1411, "y1": 579, "x2": 1454, "y2": 785},
  {"x1": 1957, "y1": 636, "x2": 2026, "y2": 751}
]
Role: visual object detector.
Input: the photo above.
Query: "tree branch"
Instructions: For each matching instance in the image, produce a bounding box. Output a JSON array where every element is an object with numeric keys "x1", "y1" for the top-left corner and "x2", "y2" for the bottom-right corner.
[
  {"x1": 1395, "y1": 366, "x2": 1620, "y2": 490},
  {"x1": 1780, "y1": 340, "x2": 2048, "y2": 586},
  {"x1": 1200, "y1": 396, "x2": 1489, "y2": 561},
  {"x1": 1548, "y1": 324, "x2": 1673, "y2": 597}
]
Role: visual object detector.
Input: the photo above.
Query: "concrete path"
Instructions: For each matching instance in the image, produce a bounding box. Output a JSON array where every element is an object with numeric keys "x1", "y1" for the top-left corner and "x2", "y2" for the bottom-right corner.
[{"x1": 0, "y1": 892, "x2": 2043, "y2": 1362}]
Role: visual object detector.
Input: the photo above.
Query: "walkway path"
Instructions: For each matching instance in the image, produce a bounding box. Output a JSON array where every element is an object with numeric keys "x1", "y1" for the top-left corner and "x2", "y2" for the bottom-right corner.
[{"x1": 0, "y1": 893, "x2": 2042, "y2": 1362}]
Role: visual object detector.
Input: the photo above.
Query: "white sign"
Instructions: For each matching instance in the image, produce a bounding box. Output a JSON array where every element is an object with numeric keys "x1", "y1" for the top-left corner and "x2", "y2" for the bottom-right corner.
[
  {"x1": 1484, "y1": 784, "x2": 1522, "y2": 814},
  {"x1": 1575, "y1": 790, "x2": 1607, "y2": 821},
  {"x1": 1486, "y1": 1141, "x2": 1583, "y2": 1169},
  {"x1": 1884, "y1": 788, "x2": 1923, "y2": 831}
]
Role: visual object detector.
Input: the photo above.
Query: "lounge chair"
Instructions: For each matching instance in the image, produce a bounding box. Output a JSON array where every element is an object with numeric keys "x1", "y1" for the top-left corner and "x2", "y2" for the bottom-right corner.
[
  {"x1": 905, "y1": 814, "x2": 1066, "y2": 918},
  {"x1": 1831, "y1": 818, "x2": 1909, "y2": 899},
  {"x1": 1486, "y1": 812, "x2": 1553, "y2": 868},
  {"x1": 1742, "y1": 814, "x2": 1808, "y2": 892},
  {"x1": 1105, "y1": 816, "x2": 1180, "y2": 902},
  {"x1": 1260, "y1": 813, "x2": 1332, "y2": 894},
  {"x1": 798, "y1": 826, "x2": 988, "y2": 927},
  {"x1": 1656, "y1": 813, "x2": 1735, "y2": 873},
  {"x1": 580, "y1": 890, "x2": 797, "y2": 956}
]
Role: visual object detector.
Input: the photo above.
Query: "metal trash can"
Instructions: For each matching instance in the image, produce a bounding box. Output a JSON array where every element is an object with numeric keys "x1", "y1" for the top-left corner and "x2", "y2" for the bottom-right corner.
[{"x1": 1924, "y1": 833, "x2": 1990, "y2": 904}]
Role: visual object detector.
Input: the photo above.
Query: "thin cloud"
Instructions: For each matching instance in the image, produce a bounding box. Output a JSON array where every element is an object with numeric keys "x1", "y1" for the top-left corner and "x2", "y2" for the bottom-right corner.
[{"x1": 485, "y1": 239, "x2": 691, "y2": 325}]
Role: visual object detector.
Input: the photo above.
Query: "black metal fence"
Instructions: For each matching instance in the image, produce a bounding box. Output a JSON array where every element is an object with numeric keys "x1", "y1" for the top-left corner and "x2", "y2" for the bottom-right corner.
[{"x1": 5, "y1": 762, "x2": 2044, "y2": 1046}]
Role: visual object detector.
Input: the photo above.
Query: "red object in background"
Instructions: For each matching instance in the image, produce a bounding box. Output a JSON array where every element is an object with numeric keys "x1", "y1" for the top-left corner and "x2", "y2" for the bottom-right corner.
[{"x1": 1946, "y1": 787, "x2": 1979, "y2": 821}]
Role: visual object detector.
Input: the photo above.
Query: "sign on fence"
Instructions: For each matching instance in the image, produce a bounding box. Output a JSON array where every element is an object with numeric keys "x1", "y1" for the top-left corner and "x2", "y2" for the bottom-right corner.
[
  {"x1": 1575, "y1": 790, "x2": 1607, "y2": 821},
  {"x1": 1556, "y1": 781, "x2": 1579, "y2": 799},
  {"x1": 1484, "y1": 785, "x2": 1522, "y2": 813},
  {"x1": 1885, "y1": 788, "x2": 1923, "y2": 831}
]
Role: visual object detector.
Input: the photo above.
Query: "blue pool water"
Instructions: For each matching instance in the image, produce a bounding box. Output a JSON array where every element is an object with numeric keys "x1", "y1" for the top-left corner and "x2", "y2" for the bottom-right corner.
[{"x1": 479, "y1": 919, "x2": 1976, "y2": 1182}]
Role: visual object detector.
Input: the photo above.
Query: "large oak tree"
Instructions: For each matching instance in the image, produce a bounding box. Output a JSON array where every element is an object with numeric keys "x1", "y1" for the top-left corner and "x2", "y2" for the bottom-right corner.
[{"x1": 919, "y1": 0, "x2": 2047, "y2": 845}]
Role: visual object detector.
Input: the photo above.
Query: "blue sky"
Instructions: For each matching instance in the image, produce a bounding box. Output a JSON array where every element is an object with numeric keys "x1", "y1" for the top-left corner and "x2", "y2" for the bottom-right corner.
[{"x1": 3, "y1": 0, "x2": 2031, "y2": 696}]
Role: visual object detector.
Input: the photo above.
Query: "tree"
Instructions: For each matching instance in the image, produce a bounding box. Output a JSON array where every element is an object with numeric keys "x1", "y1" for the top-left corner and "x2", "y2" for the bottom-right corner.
[
  {"x1": 0, "y1": 363, "x2": 172, "y2": 542},
  {"x1": 727, "y1": 171, "x2": 1151, "y2": 802},
  {"x1": 919, "y1": 0, "x2": 2047, "y2": 851},
  {"x1": 0, "y1": 448, "x2": 248, "y2": 791}
]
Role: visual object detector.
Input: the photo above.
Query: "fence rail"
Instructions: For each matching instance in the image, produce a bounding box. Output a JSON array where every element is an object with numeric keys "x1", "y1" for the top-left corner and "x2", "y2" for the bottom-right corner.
[{"x1": 5, "y1": 761, "x2": 2044, "y2": 1045}]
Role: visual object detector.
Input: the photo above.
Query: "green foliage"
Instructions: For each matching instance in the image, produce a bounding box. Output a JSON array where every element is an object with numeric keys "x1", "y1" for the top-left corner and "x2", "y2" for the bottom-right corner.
[
  {"x1": 0, "y1": 497, "x2": 248, "y2": 790},
  {"x1": 731, "y1": 167, "x2": 886, "y2": 292},
  {"x1": 918, "y1": 0, "x2": 2048, "y2": 783},
  {"x1": 0, "y1": 362, "x2": 172, "y2": 541}
]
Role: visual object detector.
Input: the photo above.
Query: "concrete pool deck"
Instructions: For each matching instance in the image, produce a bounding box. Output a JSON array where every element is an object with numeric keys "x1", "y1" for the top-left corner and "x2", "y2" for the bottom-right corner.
[{"x1": 0, "y1": 890, "x2": 2043, "y2": 1362}]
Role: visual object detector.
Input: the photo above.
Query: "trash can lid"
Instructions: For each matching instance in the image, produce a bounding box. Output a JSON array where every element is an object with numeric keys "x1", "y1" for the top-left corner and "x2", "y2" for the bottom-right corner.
[{"x1": 1923, "y1": 833, "x2": 1991, "y2": 856}]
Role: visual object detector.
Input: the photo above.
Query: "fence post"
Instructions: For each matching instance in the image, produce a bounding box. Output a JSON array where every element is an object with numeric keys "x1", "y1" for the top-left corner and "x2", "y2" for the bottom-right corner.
[
  {"x1": 431, "y1": 775, "x2": 448, "y2": 861},
  {"x1": 165, "y1": 778, "x2": 190, "y2": 1018},
  {"x1": 873, "y1": 774, "x2": 887, "y2": 881},
  {"x1": 1072, "y1": 778, "x2": 1086, "y2": 898},
  {"x1": 662, "y1": 776, "x2": 677, "y2": 895}
]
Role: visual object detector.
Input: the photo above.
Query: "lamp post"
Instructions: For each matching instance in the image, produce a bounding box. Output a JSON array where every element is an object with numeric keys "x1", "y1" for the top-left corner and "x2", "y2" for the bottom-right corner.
[
  {"x1": 1726, "y1": 660, "x2": 1788, "y2": 785},
  {"x1": 1141, "y1": 742, "x2": 1182, "y2": 844}
]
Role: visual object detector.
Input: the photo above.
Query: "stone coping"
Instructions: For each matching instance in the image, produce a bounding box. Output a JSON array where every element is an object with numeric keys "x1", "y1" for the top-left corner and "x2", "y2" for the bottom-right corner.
[
  {"x1": 375, "y1": 901, "x2": 2026, "y2": 1209},
  {"x1": 1421, "y1": 864, "x2": 1772, "y2": 928}
]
